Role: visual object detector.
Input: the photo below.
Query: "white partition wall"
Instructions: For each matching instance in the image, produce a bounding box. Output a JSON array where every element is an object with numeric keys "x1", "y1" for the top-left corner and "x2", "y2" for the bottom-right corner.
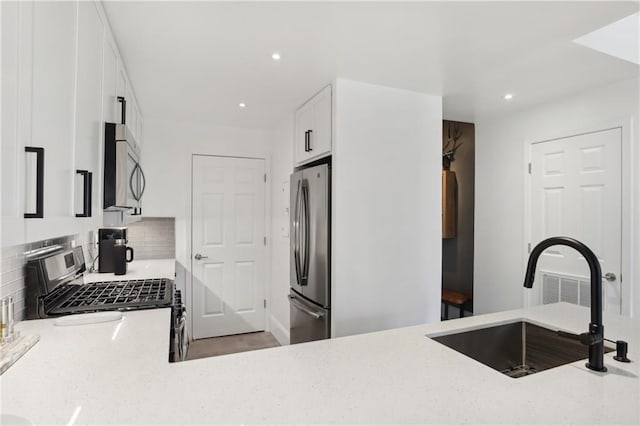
[
  {"x1": 474, "y1": 77, "x2": 640, "y2": 318},
  {"x1": 331, "y1": 79, "x2": 443, "y2": 337}
]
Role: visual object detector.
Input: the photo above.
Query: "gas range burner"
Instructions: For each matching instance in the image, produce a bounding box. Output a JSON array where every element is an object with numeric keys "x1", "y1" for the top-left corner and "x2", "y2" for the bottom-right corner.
[{"x1": 49, "y1": 278, "x2": 174, "y2": 316}]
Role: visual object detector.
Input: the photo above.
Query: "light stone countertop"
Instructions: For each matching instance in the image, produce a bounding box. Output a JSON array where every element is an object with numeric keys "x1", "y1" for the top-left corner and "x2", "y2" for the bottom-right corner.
[
  {"x1": 1, "y1": 302, "x2": 638, "y2": 425},
  {"x1": 83, "y1": 258, "x2": 175, "y2": 283}
]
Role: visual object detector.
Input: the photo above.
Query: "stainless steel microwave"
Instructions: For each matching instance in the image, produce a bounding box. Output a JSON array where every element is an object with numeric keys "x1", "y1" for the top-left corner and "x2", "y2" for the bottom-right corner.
[{"x1": 103, "y1": 122, "x2": 145, "y2": 213}]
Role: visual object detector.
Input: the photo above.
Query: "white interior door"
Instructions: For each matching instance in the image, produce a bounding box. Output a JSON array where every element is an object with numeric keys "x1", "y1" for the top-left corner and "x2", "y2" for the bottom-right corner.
[
  {"x1": 529, "y1": 128, "x2": 622, "y2": 313},
  {"x1": 192, "y1": 155, "x2": 266, "y2": 339}
]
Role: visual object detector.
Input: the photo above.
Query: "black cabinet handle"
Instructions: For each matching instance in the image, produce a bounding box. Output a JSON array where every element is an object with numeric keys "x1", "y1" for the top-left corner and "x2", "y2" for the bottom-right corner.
[
  {"x1": 307, "y1": 129, "x2": 313, "y2": 151},
  {"x1": 75, "y1": 170, "x2": 92, "y2": 218},
  {"x1": 304, "y1": 130, "x2": 309, "y2": 152},
  {"x1": 117, "y1": 96, "x2": 126, "y2": 125},
  {"x1": 24, "y1": 147, "x2": 44, "y2": 219}
]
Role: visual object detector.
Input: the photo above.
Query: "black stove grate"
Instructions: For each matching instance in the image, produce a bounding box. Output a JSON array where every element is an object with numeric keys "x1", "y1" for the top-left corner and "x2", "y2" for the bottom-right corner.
[{"x1": 49, "y1": 278, "x2": 173, "y2": 315}]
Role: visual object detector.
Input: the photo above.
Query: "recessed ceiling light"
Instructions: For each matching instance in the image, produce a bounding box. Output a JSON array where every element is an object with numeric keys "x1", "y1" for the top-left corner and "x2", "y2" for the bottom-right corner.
[
  {"x1": 238, "y1": 103, "x2": 246, "y2": 108},
  {"x1": 271, "y1": 52, "x2": 281, "y2": 61},
  {"x1": 503, "y1": 93, "x2": 514, "y2": 100}
]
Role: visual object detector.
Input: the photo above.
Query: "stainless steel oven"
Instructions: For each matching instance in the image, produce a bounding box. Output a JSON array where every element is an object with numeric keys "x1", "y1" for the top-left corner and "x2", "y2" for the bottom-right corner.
[{"x1": 25, "y1": 246, "x2": 187, "y2": 361}]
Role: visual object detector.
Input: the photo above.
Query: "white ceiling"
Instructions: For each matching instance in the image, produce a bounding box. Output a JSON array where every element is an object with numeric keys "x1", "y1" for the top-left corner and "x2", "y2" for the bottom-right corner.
[
  {"x1": 574, "y1": 12, "x2": 640, "y2": 65},
  {"x1": 103, "y1": 1, "x2": 640, "y2": 129}
]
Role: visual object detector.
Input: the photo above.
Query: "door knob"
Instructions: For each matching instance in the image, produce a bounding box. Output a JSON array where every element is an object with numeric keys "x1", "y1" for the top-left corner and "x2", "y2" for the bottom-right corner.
[
  {"x1": 194, "y1": 253, "x2": 208, "y2": 260},
  {"x1": 603, "y1": 272, "x2": 616, "y2": 282}
]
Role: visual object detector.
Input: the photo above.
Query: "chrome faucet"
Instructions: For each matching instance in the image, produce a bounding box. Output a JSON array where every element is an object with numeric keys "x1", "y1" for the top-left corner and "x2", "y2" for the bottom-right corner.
[{"x1": 523, "y1": 237, "x2": 607, "y2": 372}]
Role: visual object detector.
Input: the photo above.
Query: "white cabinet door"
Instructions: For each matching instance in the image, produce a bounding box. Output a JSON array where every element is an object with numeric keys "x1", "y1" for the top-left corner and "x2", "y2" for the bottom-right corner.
[
  {"x1": 26, "y1": 0, "x2": 78, "y2": 242},
  {"x1": 135, "y1": 105, "x2": 144, "y2": 149},
  {"x1": 294, "y1": 103, "x2": 313, "y2": 165},
  {"x1": 294, "y1": 85, "x2": 332, "y2": 166},
  {"x1": 308, "y1": 85, "x2": 332, "y2": 160},
  {"x1": 74, "y1": 1, "x2": 104, "y2": 222},
  {"x1": 102, "y1": 39, "x2": 118, "y2": 124},
  {"x1": 126, "y1": 87, "x2": 137, "y2": 140},
  {"x1": 1, "y1": 1, "x2": 26, "y2": 247},
  {"x1": 116, "y1": 62, "x2": 127, "y2": 124}
]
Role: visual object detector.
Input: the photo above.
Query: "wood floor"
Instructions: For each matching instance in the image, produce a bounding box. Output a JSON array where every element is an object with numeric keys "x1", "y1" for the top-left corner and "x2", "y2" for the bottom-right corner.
[{"x1": 186, "y1": 331, "x2": 280, "y2": 360}]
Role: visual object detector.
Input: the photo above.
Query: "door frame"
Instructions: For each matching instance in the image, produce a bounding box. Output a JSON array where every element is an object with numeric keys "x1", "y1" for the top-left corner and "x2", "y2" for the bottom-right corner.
[
  {"x1": 523, "y1": 116, "x2": 634, "y2": 317},
  {"x1": 187, "y1": 153, "x2": 272, "y2": 340}
]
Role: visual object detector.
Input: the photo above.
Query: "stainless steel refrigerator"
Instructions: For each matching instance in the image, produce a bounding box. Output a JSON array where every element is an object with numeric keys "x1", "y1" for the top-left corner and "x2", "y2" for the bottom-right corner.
[{"x1": 289, "y1": 163, "x2": 330, "y2": 344}]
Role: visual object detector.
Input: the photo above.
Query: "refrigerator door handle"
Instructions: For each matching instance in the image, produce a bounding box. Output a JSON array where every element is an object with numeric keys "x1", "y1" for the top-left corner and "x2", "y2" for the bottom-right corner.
[
  {"x1": 301, "y1": 180, "x2": 310, "y2": 284},
  {"x1": 288, "y1": 294, "x2": 324, "y2": 319},
  {"x1": 293, "y1": 179, "x2": 303, "y2": 286}
]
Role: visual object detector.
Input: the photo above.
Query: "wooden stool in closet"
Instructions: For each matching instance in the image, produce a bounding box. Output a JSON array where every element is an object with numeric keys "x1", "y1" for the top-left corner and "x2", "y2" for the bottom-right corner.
[{"x1": 441, "y1": 289, "x2": 472, "y2": 320}]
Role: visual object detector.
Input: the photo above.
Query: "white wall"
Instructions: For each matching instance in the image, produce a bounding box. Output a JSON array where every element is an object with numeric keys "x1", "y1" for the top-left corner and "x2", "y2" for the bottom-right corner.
[
  {"x1": 142, "y1": 118, "x2": 273, "y2": 335},
  {"x1": 332, "y1": 79, "x2": 442, "y2": 337},
  {"x1": 143, "y1": 118, "x2": 272, "y2": 263},
  {"x1": 474, "y1": 77, "x2": 640, "y2": 318},
  {"x1": 268, "y1": 115, "x2": 295, "y2": 345}
]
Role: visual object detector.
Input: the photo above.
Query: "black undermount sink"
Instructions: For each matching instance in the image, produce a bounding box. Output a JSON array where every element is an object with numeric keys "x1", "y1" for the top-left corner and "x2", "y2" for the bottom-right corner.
[{"x1": 431, "y1": 321, "x2": 614, "y2": 378}]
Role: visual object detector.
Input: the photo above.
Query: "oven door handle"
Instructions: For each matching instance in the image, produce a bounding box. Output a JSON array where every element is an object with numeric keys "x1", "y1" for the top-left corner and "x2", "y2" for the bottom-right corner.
[{"x1": 177, "y1": 312, "x2": 188, "y2": 361}]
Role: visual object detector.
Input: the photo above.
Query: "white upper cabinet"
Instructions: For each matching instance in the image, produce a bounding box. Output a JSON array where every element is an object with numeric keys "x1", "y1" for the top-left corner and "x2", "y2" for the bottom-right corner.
[
  {"x1": 102, "y1": 38, "x2": 119, "y2": 125},
  {"x1": 26, "y1": 0, "x2": 78, "y2": 242},
  {"x1": 294, "y1": 103, "x2": 313, "y2": 164},
  {"x1": 74, "y1": 1, "x2": 104, "y2": 222},
  {"x1": 128, "y1": 88, "x2": 137, "y2": 140},
  {"x1": 114, "y1": 65, "x2": 142, "y2": 147},
  {"x1": 0, "y1": 0, "x2": 144, "y2": 247},
  {"x1": 116, "y1": 64, "x2": 127, "y2": 123},
  {"x1": 294, "y1": 85, "x2": 332, "y2": 166},
  {"x1": 135, "y1": 105, "x2": 144, "y2": 150},
  {"x1": 1, "y1": 1, "x2": 26, "y2": 247}
]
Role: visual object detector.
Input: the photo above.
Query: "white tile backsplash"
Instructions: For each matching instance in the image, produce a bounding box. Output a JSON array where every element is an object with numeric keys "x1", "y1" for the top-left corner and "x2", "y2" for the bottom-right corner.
[{"x1": 126, "y1": 218, "x2": 175, "y2": 260}]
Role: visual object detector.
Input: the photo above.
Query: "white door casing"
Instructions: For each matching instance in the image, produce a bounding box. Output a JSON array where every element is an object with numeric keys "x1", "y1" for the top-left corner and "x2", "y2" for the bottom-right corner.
[
  {"x1": 191, "y1": 155, "x2": 266, "y2": 339},
  {"x1": 528, "y1": 128, "x2": 622, "y2": 313}
]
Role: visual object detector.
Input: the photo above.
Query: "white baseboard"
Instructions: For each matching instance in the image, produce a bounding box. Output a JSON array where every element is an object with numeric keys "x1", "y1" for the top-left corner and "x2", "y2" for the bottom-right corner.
[{"x1": 270, "y1": 315, "x2": 289, "y2": 346}]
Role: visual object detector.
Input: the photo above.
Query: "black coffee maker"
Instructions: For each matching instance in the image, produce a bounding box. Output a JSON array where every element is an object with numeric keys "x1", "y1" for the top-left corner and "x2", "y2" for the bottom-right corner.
[{"x1": 98, "y1": 228, "x2": 132, "y2": 273}]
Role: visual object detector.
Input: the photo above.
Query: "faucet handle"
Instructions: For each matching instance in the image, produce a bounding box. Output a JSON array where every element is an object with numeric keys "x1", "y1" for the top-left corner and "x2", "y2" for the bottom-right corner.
[{"x1": 557, "y1": 330, "x2": 601, "y2": 346}]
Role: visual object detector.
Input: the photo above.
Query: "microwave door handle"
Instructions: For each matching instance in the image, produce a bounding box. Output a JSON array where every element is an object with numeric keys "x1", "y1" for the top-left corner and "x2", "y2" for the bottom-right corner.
[
  {"x1": 129, "y1": 163, "x2": 140, "y2": 201},
  {"x1": 137, "y1": 165, "x2": 146, "y2": 200},
  {"x1": 293, "y1": 180, "x2": 302, "y2": 286}
]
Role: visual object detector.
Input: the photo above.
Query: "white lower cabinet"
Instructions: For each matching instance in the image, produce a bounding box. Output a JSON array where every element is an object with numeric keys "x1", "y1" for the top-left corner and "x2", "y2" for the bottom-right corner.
[{"x1": 294, "y1": 85, "x2": 332, "y2": 166}]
